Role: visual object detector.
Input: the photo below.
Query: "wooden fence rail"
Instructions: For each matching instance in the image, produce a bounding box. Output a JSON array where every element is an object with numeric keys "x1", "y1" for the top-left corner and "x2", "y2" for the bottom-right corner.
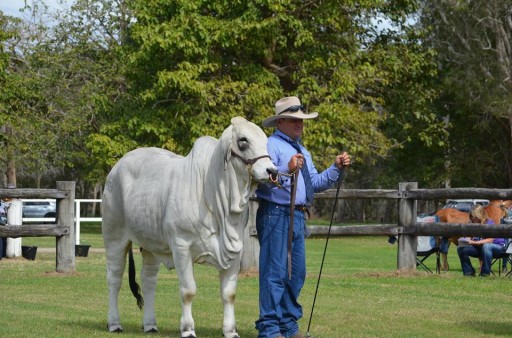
[
  {"x1": 3, "y1": 181, "x2": 510, "y2": 273},
  {"x1": 314, "y1": 187, "x2": 512, "y2": 200},
  {"x1": 307, "y1": 182, "x2": 512, "y2": 271},
  {"x1": 307, "y1": 223, "x2": 512, "y2": 237},
  {"x1": 0, "y1": 181, "x2": 76, "y2": 273}
]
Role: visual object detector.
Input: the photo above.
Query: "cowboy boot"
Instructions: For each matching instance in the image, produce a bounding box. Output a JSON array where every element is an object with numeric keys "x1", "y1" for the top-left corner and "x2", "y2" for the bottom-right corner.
[{"x1": 441, "y1": 253, "x2": 449, "y2": 271}]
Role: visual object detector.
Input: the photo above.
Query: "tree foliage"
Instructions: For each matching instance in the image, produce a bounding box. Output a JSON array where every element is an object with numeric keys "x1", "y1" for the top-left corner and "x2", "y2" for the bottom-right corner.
[
  {"x1": 90, "y1": 0, "x2": 441, "y2": 187},
  {"x1": 2, "y1": 0, "x2": 456, "y2": 195},
  {"x1": 419, "y1": 0, "x2": 512, "y2": 187}
]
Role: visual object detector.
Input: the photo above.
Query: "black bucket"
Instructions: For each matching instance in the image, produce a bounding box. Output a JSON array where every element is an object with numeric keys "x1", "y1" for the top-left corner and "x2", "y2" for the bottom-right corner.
[
  {"x1": 21, "y1": 246, "x2": 38, "y2": 260},
  {"x1": 75, "y1": 244, "x2": 91, "y2": 257}
]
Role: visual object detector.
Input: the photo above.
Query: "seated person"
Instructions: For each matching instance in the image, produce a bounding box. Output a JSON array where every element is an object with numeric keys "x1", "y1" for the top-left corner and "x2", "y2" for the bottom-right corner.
[{"x1": 457, "y1": 204, "x2": 507, "y2": 276}]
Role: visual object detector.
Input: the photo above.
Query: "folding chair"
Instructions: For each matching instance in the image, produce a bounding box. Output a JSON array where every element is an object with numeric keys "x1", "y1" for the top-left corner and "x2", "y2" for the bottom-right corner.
[
  {"x1": 416, "y1": 236, "x2": 441, "y2": 274},
  {"x1": 491, "y1": 240, "x2": 512, "y2": 276}
]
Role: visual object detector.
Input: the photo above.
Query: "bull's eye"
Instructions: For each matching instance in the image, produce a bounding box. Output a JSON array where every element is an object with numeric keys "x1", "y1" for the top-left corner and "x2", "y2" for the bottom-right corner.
[{"x1": 238, "y1": 137, "x2": 249, "y2": 151}]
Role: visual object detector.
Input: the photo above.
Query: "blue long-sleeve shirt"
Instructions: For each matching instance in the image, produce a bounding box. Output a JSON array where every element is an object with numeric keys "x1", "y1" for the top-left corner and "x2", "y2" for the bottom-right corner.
[
  {"x1": 472, "y1": 219, "x2": 507, "y2": 246},
  {"x1": 256, "y1": 129, "x2": 343, "y2": 206}
]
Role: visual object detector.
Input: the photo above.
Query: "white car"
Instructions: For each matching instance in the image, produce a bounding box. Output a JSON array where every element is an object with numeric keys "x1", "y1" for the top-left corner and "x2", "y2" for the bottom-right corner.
[
  {"x1": 441, "y1": 199, "x2": 489, "y2": 213},
  {"x1": 22, "y1": 200, "x2": 56, "y2": 218}
]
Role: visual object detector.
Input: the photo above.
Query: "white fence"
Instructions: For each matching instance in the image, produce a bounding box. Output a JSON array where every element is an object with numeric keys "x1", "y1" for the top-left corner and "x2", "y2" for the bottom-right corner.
[
  {"x1": 22, "y1": 198, "x2": 102, "y2": 245},
  {"x1": 74, "y1": 199, "x2": 102, "y2": 245}
]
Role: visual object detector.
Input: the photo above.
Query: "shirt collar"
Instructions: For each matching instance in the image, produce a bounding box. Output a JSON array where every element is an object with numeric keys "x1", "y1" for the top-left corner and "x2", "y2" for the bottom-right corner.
[{"x1": 274, "y1": 129, "x2": 302, "y2": 144}]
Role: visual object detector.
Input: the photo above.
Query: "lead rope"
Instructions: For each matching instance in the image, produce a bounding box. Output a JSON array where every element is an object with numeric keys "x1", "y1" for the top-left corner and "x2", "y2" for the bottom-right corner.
[
  {"x1": 288, "y1": 169, "x2": 299, "y2": 279},
  {"x1": 306, "y1": 171, "x2": 344, "y2": 337}
]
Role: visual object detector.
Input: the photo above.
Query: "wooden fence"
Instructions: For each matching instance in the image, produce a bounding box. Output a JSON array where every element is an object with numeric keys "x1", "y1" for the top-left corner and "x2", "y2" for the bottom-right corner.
[
  {"x1": 3, "y1": 181, "x2": 512, "y2": 273},
  {"x1": 0, "y1": 181, "x2": 76, "y2": 273},
  {"x1": 245, "y1": 182, "x2": 512, "y2": 271}
]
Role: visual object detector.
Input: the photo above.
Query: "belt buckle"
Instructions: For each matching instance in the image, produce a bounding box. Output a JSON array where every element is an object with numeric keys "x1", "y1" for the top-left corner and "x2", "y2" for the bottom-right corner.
[{"x1": 296, "y1": 205, "x2": 310, "y2": 220}]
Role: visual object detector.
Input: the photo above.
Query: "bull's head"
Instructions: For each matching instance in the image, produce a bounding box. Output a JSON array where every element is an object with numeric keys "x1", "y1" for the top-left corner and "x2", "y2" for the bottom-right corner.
[{"x1": 226, "y1": 116, "x2": 277, "y2": 182}]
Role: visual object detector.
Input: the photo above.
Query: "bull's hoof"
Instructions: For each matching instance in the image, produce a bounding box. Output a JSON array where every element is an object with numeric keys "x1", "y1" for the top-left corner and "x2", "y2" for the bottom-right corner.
[
  {"x1": 107, "y1": 324, "x2": 123, "y2": 333},
  {"x1": 142, "y1": 324, "x2": 158, "y2": 333},
  {"x1": 181, "y1": 330, "x2": 197, "y2": 338},
  {"x1": 144, "y1": 327, "x2": 158, "y2": 333},
  {"x1": 224, "y1": 330, "x2": 240, "y2": 338}
]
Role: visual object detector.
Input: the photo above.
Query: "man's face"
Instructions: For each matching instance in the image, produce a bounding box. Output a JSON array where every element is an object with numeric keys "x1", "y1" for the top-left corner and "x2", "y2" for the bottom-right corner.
[{"x1": 277, "y1": 118, "x2": 304, "y2": 140}]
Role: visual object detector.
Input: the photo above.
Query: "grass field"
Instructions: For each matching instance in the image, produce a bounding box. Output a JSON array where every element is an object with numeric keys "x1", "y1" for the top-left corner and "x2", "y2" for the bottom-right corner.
[{"x1": 2, "y1": 222, "x2": 512, "y2": 337}]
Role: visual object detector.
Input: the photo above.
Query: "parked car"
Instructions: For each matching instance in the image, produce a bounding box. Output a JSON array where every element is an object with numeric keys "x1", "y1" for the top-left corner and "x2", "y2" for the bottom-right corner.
[
  {"x1": 0, "y1": 200, "x2": 7, "y2": 225},
  {"x1": 22, "y1": 200, "x2": 56, "y2": 218},
  {"x1": 441, "y1": 199, "x2": 489, "y2": 213}
]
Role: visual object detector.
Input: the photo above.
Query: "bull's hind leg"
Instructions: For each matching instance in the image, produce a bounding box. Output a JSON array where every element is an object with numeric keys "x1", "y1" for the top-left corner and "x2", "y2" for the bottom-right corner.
[
  {"x1": 105, "y1": 242, "x2": 130, "y2": 332},
  {"x1": 140, "y1": 249, "x2": 160, "y2": 333},
  {"x1": 219, "y1": 261, "x2": 240, "y2": 338}
]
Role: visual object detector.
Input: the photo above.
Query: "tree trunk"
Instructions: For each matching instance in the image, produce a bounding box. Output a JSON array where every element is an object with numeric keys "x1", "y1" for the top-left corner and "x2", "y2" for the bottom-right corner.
[
  {"x1": 5, "y1": 126, "x2": 16, "y2": 189},
  {"x1": 509, "y1": 114, "x2": 512, "y2": 186}
]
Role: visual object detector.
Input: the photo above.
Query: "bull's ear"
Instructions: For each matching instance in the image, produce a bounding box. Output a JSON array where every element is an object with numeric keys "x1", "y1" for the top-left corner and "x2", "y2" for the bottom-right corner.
[{"x1": 231, "y1": 116, "x2": 247, "y2": 125}]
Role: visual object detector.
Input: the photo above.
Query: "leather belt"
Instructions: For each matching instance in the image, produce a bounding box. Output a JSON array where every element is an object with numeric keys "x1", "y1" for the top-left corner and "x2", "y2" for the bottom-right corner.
[
  {"x1": 295, "y1": 204, "x2": 308, "y2": 212},
  {"x1": 295, "y1": 205, "x2": 310, "y2": 219},
  {"x1": 259, "y1": 200, "x2": 310, "y2": 219}
]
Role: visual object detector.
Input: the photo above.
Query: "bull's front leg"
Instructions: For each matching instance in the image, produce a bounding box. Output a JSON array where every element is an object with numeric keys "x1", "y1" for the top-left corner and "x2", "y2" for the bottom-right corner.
[
  {"x1": 173, "y1": 247, "x2": 197, "y2": 338},
  {"x1": 219, "y1": 258, "x2": 241, "y2": 338}
]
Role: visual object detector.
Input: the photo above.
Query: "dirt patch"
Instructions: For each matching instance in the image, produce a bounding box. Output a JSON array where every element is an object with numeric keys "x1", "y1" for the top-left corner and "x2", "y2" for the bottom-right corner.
[
  {"x1": 239, "y1": 267, "x2": 259, "y2": 278},
  {"x1": 355, "y1": 269, "x2": 448, "y2": 278},
  {"x1": 43, "y1": 271, "x2": 83, "y2": 277}
]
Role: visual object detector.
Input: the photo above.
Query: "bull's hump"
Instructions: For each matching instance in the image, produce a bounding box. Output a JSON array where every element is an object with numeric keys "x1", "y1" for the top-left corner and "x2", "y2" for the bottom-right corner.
[
  {"x1": 187, "y1": 137, "x2": 217, "y2": 159},
  {"x1": 126, "y1": 147, "x2": 180, "y2": 160},
  {"x1": 114, "y1": 148, "x2": 182, "y2": 186}
]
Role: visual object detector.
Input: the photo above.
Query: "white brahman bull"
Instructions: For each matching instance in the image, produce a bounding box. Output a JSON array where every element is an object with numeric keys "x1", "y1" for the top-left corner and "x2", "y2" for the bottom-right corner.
[{"x1": 102, "y1": 116, "x2": 277, "y2": 338}]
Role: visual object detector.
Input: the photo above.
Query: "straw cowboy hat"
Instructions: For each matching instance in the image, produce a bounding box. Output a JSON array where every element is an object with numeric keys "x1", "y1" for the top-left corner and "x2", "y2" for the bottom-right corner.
[{"x1": 262, "y1": 96, "x2": 318, "y2": 128}]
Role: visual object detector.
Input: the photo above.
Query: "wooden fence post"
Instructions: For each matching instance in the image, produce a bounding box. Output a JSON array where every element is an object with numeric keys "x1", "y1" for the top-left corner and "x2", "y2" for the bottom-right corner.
[
  {"x1": 56, "y1": 181, "x2": 75, "y2": 273},
  {"x1": 397, "y1": 182, "x2": 417, "y2": 270},
  {"x1": 6, "y1": 199, "x2": 22, "y2": 258},
  {"x1": 240, "y1": 198, "x2": 259, "y2": 272}
]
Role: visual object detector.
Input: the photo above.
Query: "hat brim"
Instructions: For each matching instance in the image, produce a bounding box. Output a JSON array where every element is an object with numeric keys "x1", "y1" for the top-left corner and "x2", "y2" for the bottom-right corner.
[{"x1": 262, "y1": 111, "x2": 318, "y2": 128}]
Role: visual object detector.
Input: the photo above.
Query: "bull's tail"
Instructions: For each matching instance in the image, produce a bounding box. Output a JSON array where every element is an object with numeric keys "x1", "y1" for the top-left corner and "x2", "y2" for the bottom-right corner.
[{"x1": 128, "y1": 246, "x2": 144, "y2": 310}]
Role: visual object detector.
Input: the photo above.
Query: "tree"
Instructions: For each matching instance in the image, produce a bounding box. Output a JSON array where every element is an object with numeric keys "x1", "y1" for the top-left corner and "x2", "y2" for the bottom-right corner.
[
  {"x1": 50, "y1": 0, "x2": 134, "y2": 192},
  {"x1": 420, "y1": 0, "x2": 512, "y2": 187},
  {"x1": 91, "y1": 0, "x2": 440, "y2": 190},
  {"x1": 0, "y1": 12, "x2": 24, "y2": 188},
  {"x1": 1, "y1": 0, "x2": 133, "y2": 195},
  {"x1": 2, "y1": 0, "x2": 446, "y2": 200}
]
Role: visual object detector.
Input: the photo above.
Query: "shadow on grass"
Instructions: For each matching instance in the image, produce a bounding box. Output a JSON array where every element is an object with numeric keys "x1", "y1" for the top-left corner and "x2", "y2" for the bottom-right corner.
[
  {"x1": 464, "y1": 320, "x2": 512, "y2": 336},
  {"x1": 70, "y1": 315, "x2": 255, "y2": 337},
  {"x1": 68, "y1": 317, "x2": 182, "y2": 336}
]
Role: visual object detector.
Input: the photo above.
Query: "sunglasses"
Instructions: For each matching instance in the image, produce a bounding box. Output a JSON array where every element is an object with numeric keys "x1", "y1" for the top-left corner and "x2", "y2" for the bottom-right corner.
[{"x1": 279, "y1": 105, "x2": 305, "y2": 114}]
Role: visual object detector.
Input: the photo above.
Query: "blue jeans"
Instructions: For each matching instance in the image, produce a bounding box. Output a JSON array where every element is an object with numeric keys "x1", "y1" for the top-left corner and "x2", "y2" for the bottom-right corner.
[
  {"x1": 430, "y1": 236, "x2": 450, "y2": 254},
  {"x1": 255, "y1": 200, "x2": 306, "y2": 338},
  {"x1": 0, "y1": 237, "x2": 5, "y2": 259},
  {"x1": 457, "y1": 243, "x2": 506, "y2": 275}
]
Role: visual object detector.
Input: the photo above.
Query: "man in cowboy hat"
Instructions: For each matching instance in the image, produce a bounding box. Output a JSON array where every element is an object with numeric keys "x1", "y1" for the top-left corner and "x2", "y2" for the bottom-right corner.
[{"x1": 255, "y1": 96, "x2": 350, "y2": 338}]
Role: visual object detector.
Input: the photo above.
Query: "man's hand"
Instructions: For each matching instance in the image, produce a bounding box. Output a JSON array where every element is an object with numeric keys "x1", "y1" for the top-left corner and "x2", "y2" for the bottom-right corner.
[
  {"x1": 335, "y1": 152, "x2": 351, "y2": 169},
  {"x1": 288, "y1": 154, "x2": 304, "y2": 173}
]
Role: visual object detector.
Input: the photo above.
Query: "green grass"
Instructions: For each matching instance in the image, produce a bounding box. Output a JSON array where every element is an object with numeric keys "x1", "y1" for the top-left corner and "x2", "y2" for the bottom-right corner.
[{"x1": 3, "y1": 223, "x2": 512, "y2": 337}]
